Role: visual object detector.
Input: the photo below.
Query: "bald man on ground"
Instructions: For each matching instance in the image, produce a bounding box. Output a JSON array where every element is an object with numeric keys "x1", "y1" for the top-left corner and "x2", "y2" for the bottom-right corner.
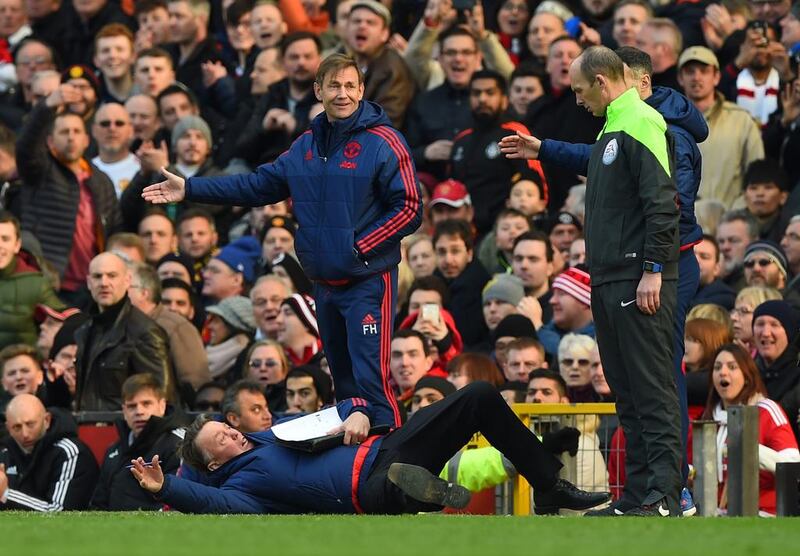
[
  {"x1": 73, "y1": 252, "x2": 176, "y2": 411},
  {"x1": 0, "y1": 395, "x2": 98, "y2": 511}
]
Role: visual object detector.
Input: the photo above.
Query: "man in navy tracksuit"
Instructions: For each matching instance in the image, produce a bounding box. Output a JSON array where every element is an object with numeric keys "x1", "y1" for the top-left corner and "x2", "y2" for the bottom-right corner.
[
  {"x1": 143, "y1": 54, "x2": 423, "y2": 428},
  {"x1": 130, "y1": 382, "x2": 611, "y2": 514},
  {"x1": 501, "y1": 48, "x2": 707, "y2": 510}
]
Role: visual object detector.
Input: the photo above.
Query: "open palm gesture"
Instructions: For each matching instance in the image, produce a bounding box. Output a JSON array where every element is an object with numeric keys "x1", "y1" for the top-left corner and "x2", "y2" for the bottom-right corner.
[
  {"x1": 142, "y1": 167, "x2": 186, "y2": 204},
  {"x1": 499, "y1": 131, "x2": 542, "y2": 160},
  {"x1": 129, "y1": 455, "x2": 165, "y2": 493}
]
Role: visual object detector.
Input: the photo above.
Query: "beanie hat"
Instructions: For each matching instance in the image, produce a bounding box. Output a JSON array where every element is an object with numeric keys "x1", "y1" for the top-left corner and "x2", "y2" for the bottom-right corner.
[
  {"x1": 61, "y1": 64, "x2": 101, "y2": 97},
  {"x1": 281, "y1": 293, "x2": 319, "y2": 337},
  {"x1": 413, "y1": 375, "x2": 456, "y2": 398},
  {"x1": 744, "y1": 240, "x2": 788, "y2": 279},
  {"x1": 34, "y1": 304, "x2": 81, "y2": 324},
  {"x1": 270, "y1": 252, "x2": 312, "y2": 296},
  {"x1": 171, "y1": 115, "x2": 212, "y2": 150},
  {"x1": 206, "y1": 295, "x2": 257, "y2": 335},
  {"x1": 157, "y1": 252, "x2": 196, "y2": 283},
  {"x1": 214, "y1": 236, "x2": 262, "y2": 283},
  {"x1": 49, "y1": 312, "x2": 90, "y2": 360},
  {"x1": 551, "y1": 266, "x2": 591, "y2": 306},
  {"x1": 492, "y1": 314, "x2": 538, "y2": 343},
  {"x1": 263, "y1": 215, "x2": 297, "y2": 238},
  {"x1": 549, "y1": 211, "x2": 583, "y2": 233},
  {"x1": 752, "y1": 300, "x2": 798, "y2": 339},
  {"x1": 482, "y1": 273, "x2": 525, "y2": 306}
]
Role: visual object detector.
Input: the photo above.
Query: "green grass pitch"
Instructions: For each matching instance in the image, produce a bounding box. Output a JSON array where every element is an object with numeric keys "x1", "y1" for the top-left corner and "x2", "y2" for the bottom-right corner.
[{"x1": 2, "y1": 513, "x2": 800, "y2": 556}]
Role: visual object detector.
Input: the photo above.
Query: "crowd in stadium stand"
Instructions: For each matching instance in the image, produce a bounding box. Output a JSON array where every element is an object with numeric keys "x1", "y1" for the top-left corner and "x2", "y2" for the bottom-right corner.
[{"x1": 2, "y1": 0, "x2": 800, "y2": 516}]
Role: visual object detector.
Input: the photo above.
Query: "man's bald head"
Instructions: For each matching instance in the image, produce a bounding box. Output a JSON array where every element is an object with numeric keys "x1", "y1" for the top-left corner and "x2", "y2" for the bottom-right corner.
[
  {"x1": 87, "y1": 252, "x2": 132, "y2": 310},
  {"x1": 5, "y1": 394, "x2": 51, "y2": 454}
]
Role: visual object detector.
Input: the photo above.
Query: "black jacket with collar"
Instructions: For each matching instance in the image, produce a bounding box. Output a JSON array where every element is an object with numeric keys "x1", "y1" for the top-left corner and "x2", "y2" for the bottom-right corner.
[
  {"x1": 74, "y1": 296, "x2": 176, "y2": 411},
  {"x1": 0, "y1": 408, "x2": 98, "y2": 511},
  {"x1": 16, "y1": 102, "x2": 122, "y2": 277},
  {"x1": 435, "y1": 259, "x2": 491, "y2": 350},
  {"x1": 756, "y1": 344, "x2": 800, "y2": 441},
  {"x1": 90, "y1": 412, "x2": 187, "y2": 510}
]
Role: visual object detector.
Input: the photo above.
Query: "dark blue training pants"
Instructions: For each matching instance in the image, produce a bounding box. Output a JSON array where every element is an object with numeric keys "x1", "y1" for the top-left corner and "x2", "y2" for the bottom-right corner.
[{"x1": 314, "y1": 267, "x2": 401, "y2": 428}]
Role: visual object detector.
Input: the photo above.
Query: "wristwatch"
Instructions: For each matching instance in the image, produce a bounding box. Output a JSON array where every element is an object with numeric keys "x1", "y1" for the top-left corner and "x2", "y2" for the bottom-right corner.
[{"x1": 643, "y1": 261, "x2": 663, "y2": 273}]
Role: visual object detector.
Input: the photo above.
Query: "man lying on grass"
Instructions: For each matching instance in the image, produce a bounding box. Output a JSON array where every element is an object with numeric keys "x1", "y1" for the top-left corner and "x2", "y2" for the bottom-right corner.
[{"x1": 131, "y1": 382, "x2": 610, "y2": 514}]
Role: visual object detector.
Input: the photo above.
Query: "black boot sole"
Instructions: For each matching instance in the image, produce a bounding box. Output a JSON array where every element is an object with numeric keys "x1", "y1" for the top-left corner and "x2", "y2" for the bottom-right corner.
[{"x1": 388, "y1": 463, "x2": 472, "y2": 509}]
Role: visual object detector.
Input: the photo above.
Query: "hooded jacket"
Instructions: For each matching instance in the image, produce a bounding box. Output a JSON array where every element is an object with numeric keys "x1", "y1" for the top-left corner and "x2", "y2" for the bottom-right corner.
[
  {"x1": 539, "y1": 86, "x2": 708, "y2": 250},
  {"x1": 155, "y1": 398, "x2": 384, "y2": 514},
  {"x1": 0, "y1": 249, "x2": 64, "y2": 347},
  {"x1": 186, "y1": 101, "x2": 422, "y2": 283},
  {"x1": 90, "y1": 412, "x2": 186, "y2": 511},
  {"x1": 0, "y1": 408, "x2": 98, "y2": 511}
]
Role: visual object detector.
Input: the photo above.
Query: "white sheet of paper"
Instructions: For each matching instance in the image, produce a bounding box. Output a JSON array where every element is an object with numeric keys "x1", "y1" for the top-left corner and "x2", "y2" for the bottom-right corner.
[{"x1": 271, "y1": 407, "x2": 343, "y2": 441}]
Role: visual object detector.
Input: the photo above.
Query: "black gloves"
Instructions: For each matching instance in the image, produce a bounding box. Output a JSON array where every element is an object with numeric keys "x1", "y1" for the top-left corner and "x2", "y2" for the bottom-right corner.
[{"x1": 542, "y1": 427, "x2": 580, "y2": 456}]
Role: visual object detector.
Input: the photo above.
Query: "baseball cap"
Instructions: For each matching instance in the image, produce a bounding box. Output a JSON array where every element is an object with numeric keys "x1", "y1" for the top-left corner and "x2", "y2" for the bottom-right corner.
[
  {"x1": 430, "y1": 179, "x2": 472, "y2": 208},
  {"x1": 350, "y1": 1, "x2": 391, "y2": 26},
  {"x1": 678, "y1": 46, "x2": 719, "y2": 70}
]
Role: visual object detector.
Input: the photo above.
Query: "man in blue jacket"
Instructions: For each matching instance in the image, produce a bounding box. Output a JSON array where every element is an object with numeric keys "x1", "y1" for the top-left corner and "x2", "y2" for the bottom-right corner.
[
  {"x1": 130, "y1": 382, "x2": 611, "y2": 514},
  {"x1": 501, "y1": 47, "x2": 708, "y2": 515},
  {"x1": 143, "y1": 54, "x2": 423, "y2": 428}
]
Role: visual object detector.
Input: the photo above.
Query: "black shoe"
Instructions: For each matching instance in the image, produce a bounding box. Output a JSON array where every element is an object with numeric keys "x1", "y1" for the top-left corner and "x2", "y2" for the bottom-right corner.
[
  {"x1": 624, "y1": 498, "x2": 671, "y2": 517},
  {"x1": 584, "y1": 501, "x2": 628, "y2": 517},
  {"x1": 533, "y1": 479, "x2": 612, "y2": 515},
  {"x1": 387, "y1": 463, "x2": 472, "y2": 509}
]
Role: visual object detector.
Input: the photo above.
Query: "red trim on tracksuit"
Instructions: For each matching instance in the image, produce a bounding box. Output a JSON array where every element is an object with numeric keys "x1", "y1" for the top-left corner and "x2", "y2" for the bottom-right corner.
[
  {"x1": 380, "y1": 271, "x2": 401, "y2": 427},
  {"x1": 350, "y1": 435, "x2": 380, "y2": 514},
  {"x1": 680, "y1": 239, "x2": 702, "y2": 252},
  {"x1": 356, "y1": 127, "x2": 419, "y2": 254}
]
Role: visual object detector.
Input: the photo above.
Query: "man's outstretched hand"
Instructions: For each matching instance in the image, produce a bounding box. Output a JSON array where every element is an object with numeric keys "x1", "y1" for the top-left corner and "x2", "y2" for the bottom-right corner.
[
  {"x1": 130, "y1": 455, "x2": 165, "y2": 493},
  {"x1": 142, "y1": 167, "x2": 186, "y2": 204},
  {"x1": 499, "y1": 130, "x2": 542, "y2": 160}
]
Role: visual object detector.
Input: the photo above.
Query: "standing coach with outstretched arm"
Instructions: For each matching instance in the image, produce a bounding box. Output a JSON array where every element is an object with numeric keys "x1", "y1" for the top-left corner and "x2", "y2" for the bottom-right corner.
[
  {"x1": 501, "y1": 46, "x2": 682, "y2": 516},
  {"x1": 143, "y1": 54, "x2": 422, "y2": 430}
]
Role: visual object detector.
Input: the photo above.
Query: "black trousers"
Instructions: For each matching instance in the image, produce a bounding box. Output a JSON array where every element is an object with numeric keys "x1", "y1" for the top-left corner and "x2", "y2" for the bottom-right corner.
[
  {"x1": 591, "y1": 279, "x2": 682, "y2": 515},
  {"x1": 360, "y1": 381, "x2": 562, "y2": 514}
]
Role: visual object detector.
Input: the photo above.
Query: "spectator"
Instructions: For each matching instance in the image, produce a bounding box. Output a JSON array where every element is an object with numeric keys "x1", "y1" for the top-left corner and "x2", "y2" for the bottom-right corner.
[
  {"x1": 135, "y1": 0, "x2": 171, "y2": 52},
  {"x1": 612, "y1": 0, "x2": 651, "y2": 48},
  {"x1": 635, "y1": 18, "x2": 681, "y2": 91},
  {"x1": 242, "y1": 338, "x2": 290, "y2": 413},
  {"x1": 477, "y1": 207, "x2": 532, "y2": 275},
  {"x1": 548, "y1": 211, "x2": 581, "y2": 260},
  {"x1": 0, "y1": 38, "x2": 56, "y2": 129},
  {"x1": 742, "y1": 240, "x2": 789, "y2": 294},
  {"x1": 0, "y1": 0, "x2": 31, "y2": 94},
  {"x1": 268, "y1": 251, "x2": 312, "y2": 296},
  {"x1": 344, "y1": 1, "x2": 415, "y2": 127},
  {"x1": 428, "y1": 179, "x2": 474, "y2": 229},
  {"x1": 275, "y1": 293, "x2": 322, "y2": 367},
  {"x1": 492, "y1": 313, "x2": 538, "y2": 371},
  {"x1": 107, "y1": 232, "x2": 146, "y2": 263},
  {"x1": 716, "y1": 209, "x2": 759, "y2": 291},
  {"x1": 511, "y1": 230, "x2": 555, "y2": 327},
  {"x1": 390, "y1": 329, "x2": 440, "y2": 410},
  {"x1": 34, "y1": 305, "x2": 80, "y2": 361},
  {"x1": 1, "y1": 344, "x2": 44, "y2": 407},
  {"x1": 220, "y1": 0, "x2": 256, "y2": 85},
  {"x1": 450, "y1": 69, "x2": 546, "y2": 236},
  {"x1": 525, "y1": 6, "x2": 567, "y2": 65},
  {"x1": 128, "y1": 262, "x2": 209, "y2": 392},
  {"x1": 410, "y1": 375, "x2": 455, "y2": 415},
  {"x1": 160, "y1": 277, "x2": 200, "y2": 325},
  {"x1": 221, "y1": 379, "x2": 272, "y2": 433},
  {"x1": 433, "y1": 219, "x2": 490, "y2": 348},
  {"x1": 0, "y1": 394, "x2": 98, "y2": 510},
  {"x1": 539, "y1": 266, "x2": 594, "y2": 358},
  {"x1": 191, "y1": 380, "x2": 225, "y2": 412},
  {"x1": 133, "y1": 47, "x2": 177, "y2": 99},
  {"x1": 250, "y1": 274, "x2": 291, "y2": 340},
  {"x1": 482, "y1": 273, "x2": 525, "y2": 337},
  {"x1": 0, "y1": 210, "x2": 64, "y2": 347},
  {"x1": 236, "y1": 32, "x2": 322, "y2": 168},
  {"x1": 557, "y1": 333, "x2": 598, "y2": 402},
  {"x1": 177, "y1": 208, "x2": 218, "y2": 277},
  {"x1": 507, "y1": 64, "x2": 545, "y2": 120},
  {"x1": 782, "y1": 216, "x2": 800, "y2": 295},
  {"x1": 285, "y1": 364, "x2": 333, "y2": 414},
  {"x1": 703, "y1": 343, "x2": 800, "y2": 516},
  {"x1": 504, "y1": 336, "x2": 547, "y2": 383},
  {"x1": 568, "y1": 238, "x2": 585, "y2": 268},
  {"x1": 250, "y1": 1, "x2": 286, "y2": 51},
  {"x1": 206, "y1": 295, "x2": 257, "y2": 381},
  {"x1": 677, "y1": 47, "x2": 764, "y2": 209},
  {"x1": 526, "y1": 37, "x2": 602, "y2": 211},
  {"x1": 742, "y1": 160, "x2": 789, "y2": 243},
  {"x1": 63, "y1": 0, "x2": 133, "y2": 68},
  {"x1": 90, "y1": 374, "x2": 185, "y2": 510},
  {"x1": 125, "y1": 94, "x2": 161, "y2": 144},
  {"x1": 74, "y1": 252, "x2": 173, "y2": 411},
  {"x1": 15, "y1": 85, "x2": 121, "y2": 307},
  {"x1": 93, "y1": 24, "x2": 136, "y2": 103},
  {"x1": 683, "y1": 317, "x2": 732, "y2": 408},
  {"x1": 404, "y1": 234, "x2": 436, "y2": 280},
  {"x1": 138, "y1": 210, "x2": 178, "y2": 265},
  {"x1": 405, "y1": 25, "x2": 482, "y2": 180},
  {"x1": 59, "y1": 64, "x2": 101, "y2": 123},
  {"x1": 260, "y1": 215, "x2": 296, "y2": 262},
  {"x1": 446, "y1": 352, "x2": 504, "y2": 390},
  {"x1": 90, "y1": 102, "x2": 140, "y2": 198},
  {"x1": 730, "y1": 286, "x2": 783, "y2": 353},
  {"x1": 202, "y1": 236, "x2": 261, "y2": 303},
  {"x1": 691, "y1": 234, "x2": 736, "y2": 310},
  {"x1": 752, "y1": 300, "x2": 800, "y2": 440},
  {"x1": 526, "y1": 368, "x2": 568, "y2": 403},
  {"x1": 42, "y1": 311, "x2": 89, "y2": 407}
]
